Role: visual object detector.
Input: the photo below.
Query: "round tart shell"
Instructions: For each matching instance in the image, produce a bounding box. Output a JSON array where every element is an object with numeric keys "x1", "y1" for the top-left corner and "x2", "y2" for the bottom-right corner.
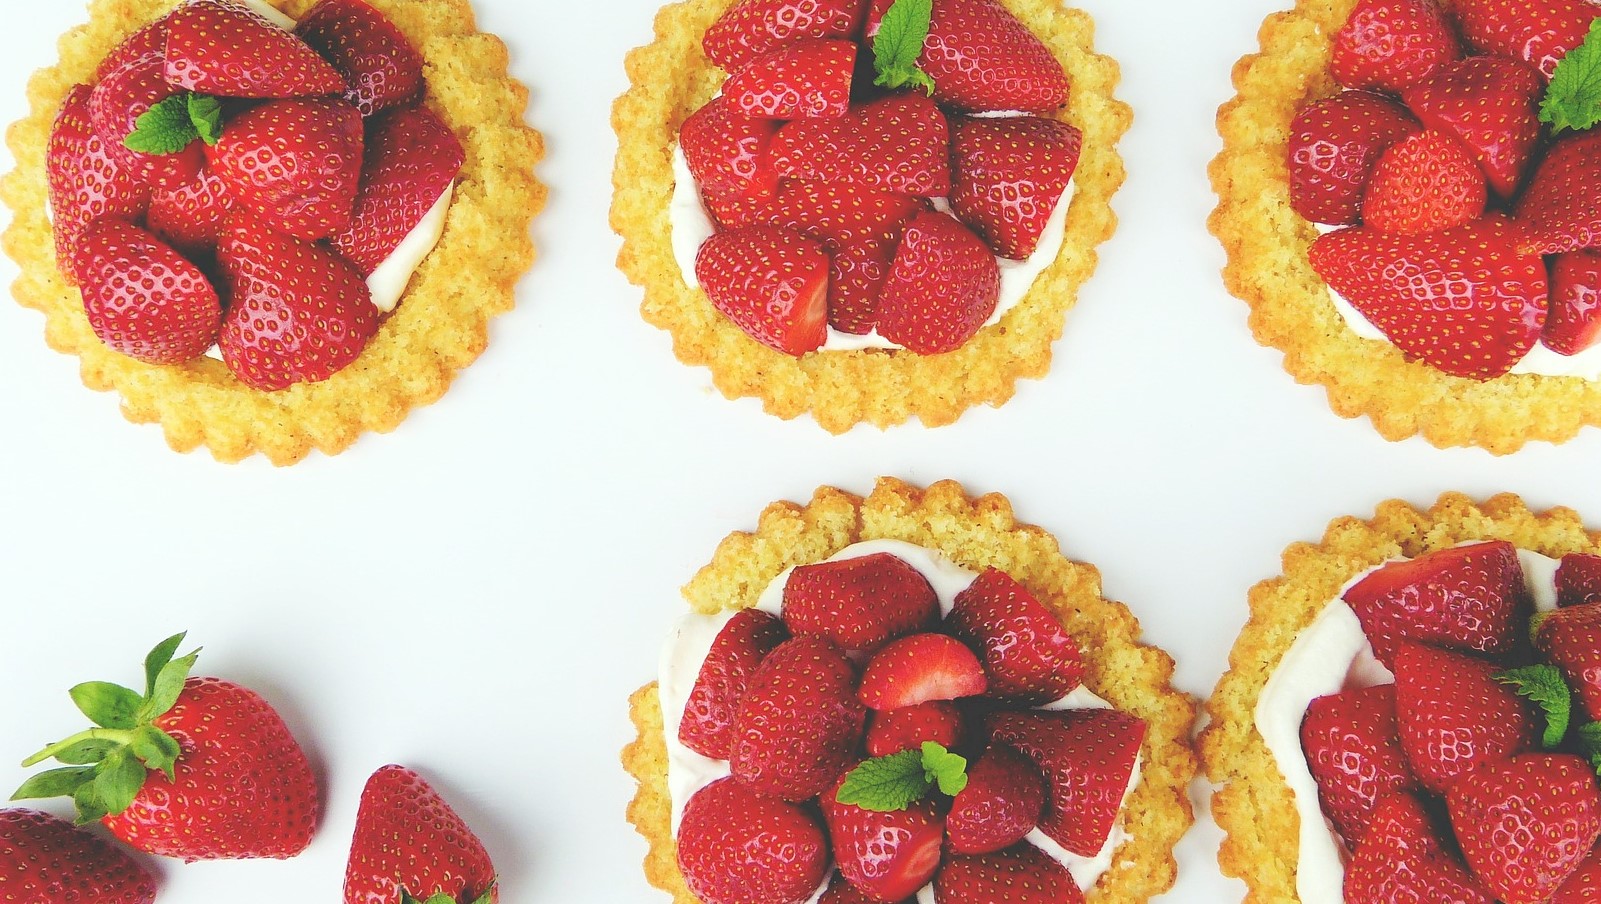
[
  {"x1": 1201, "y1": 492, "x2": 1601, "y2": 903},
  {"x1": 611, "y1": 0, "x2": 1130, "y2": 433},
  {"x1": 3, "y1": 0, "x2": 546, "y2": 465},
  {"x1": 623, "y1": 477, "x2": 1197, "y2": 903},
  {"x1": 1210, "y1": 0, "x2": 1601, "y2": 455}
]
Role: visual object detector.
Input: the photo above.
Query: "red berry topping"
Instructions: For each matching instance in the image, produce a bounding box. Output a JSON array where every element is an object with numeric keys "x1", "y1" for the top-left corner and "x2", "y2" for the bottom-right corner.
[
  {"x1": 876, "y1": 211, "x2": 1000, "y2": 355},
  {"x1": 730, "y1": 635, "x2": 866, "y2": 801},
  {"x1": 679, "y1": 609, "x2": 790, "y2": 760},
  {"x1": 164, "y1": 0, "x2": 346, "y2": 99},
  {"x1": 1361, "y1": 130, "x2": 1485, "y2": 236},
  {"x1": 866, "y1": 701, "x2": 966, "y2": 757},
  {"x1": 1514, "y1": 130, "x2": 1601, "y2": 257},
  {"x1": 1535, "y1": 602, "x2": 1601, "y2": 724},
  {"x1": 207, "y1": 97, "x2": 365, "y2": 242},
  {"x1": 680, "y1": 95, "x2": 783, "y2": 226},
  {"x1": 1287, "y1": 91, "x2": 1420, "y2": 226},
  {"x1": 950, "y1": 115, "x2": 1082, "y2": 260},
  {"x1": 1393, "y1": 641, "x2": 1537, "y2": 795},
  {"x1": 1544, "y1": 251, "x2": 1601, "y2": 357},
  {"x1": 297, "y1": 0, "x2": 425, "y2": 117},
  {"x1": 783, "y1": 552, "x2": 940, "y2": 652},
  {"x1": 772, "y1": 93, "x2": 952, "y2": 198},
  {"x1": 1557, "y1": 553, "x2": 1601, "y2": 608},
  {"x1": 74, "y1": 220, "x2": 222, "y2": 365},
  {"x1": 945, "y1": 744, "x2": 1047, "y2": 856},
  {"x1": 0, "y1": 809, "x2": 158, "y2": 904},
  {"x1": 677, "y1": 777, "x2": 829, "y2": 904},
  {"x1": 694, "y1": 225, "x2": 830, "y2": 357},
  {"x1": 46, "y1": 85, "x2": 149, "y2": 285},
  {"x1": 1329, "y1": 0, "x2": 1460, "y2": 94},
  {"x1": 723, "y1": 39, "x2": 856, "y2": 120},
  {"x1": 1343, "y1": 791, "x2": 1494, "y2": 904},
  {"x1": 858, "y1": 633, "x2": 988, "y2": 710},
  {"x1": 933, "y1": 842, "x2": 1083, "y2": 904},
  {"x1": 947, "y1": 569, "x2": 1084, "y2": 704},
  {"x1": 989, "y1": 708, "x2": 1145, "y2": 857},
  {"x1": 89, "y1": 22, "x2": 204, "y2": 192},
  {"x1": 1299, "y1": 684, "x2": 1418, "y2": 848},
  {"x1": 1400, "y1": 56, "x2": 1544, "y2": 198},
  {"x1": 147, "y1": 165, "x2": 236, "y2": 259},
  {"x1": 1454, "y1": 0, "x2": 1599, "y2": 80},
  {"x1": 822, "y1": 772, "x2": 945, "y2": 902},
  {"x1": 702, "y1": 0, "x2": 866, "y2": 72},
  {"x1": 1448, "y1": 754, "x2": 1601, "y2": 904}
]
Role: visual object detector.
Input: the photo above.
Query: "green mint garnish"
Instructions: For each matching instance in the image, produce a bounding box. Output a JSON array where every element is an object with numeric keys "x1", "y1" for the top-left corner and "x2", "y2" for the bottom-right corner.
[
  {"x1": 1576, "y1": 723, "x2": 1601, "y2": 778},
  {"x1": 124, "y1": 93, "x2": 224, "y2": 155},
  {"x1": 835, "y1": 741, "x2": 968, "y2": 812},
  {"x1": 1543, "y1": 18, "x2": 1601, "y2": 133},
  {"x1": 1496, "y1": 664, "x2": 1572, "y2": 750},
  {"x1": 873, "y1": 0, "x2": 935, "y2": 95}
]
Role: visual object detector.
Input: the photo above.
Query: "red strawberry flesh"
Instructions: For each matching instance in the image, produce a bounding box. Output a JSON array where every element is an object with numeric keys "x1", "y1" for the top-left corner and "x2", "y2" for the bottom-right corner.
[{"x1": 858, "y1": 633, "x2": 988, "y2": 710}]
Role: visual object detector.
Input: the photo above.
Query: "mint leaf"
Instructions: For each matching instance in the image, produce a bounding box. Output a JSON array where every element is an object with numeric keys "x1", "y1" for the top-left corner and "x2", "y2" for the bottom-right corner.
[
  {"x1": 921, "y1": 741, "x2": 969, "y2": 796},
  {"x1": 1577, "y1": 723, "x2": 1601, "y2": 776},
  {"x1": 1544, "y1": 18, "x2": 1601, "y2": 133},
  {"x1": 1497, "y1": 665, "x2": 1572, "y2": 749},
  {"x1": 124, "y1": 95, "x2": 200, "y2": 156},
  {"x1": 837, "y1": 750, "x2": 931, "y2": 811},
  {"x1": 187, "y1": 94, "x2": 223, "y2": 146},
  {"x1": 873, "y1": 0, "x2": 935, "y2": 94},
  {"x1": 69, "y1": 682, "x2": 143, "y2": 730}
]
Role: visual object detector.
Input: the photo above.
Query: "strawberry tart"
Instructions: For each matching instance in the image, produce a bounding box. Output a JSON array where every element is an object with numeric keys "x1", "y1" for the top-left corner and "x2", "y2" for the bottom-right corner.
[
  {"x1": 624, "y1": 478, "x2": 1196, "y2": 903},
  {"x1": 612, "y1": 0, "x2": 1129, "y2": 433},
  {"x1": 1212, "y1": 0, "x2": 1601, "y2": 454},
  {"x1": 1203, "y1": 492, "x2": 1601, "y2": 902},
  {"x1": 3, "y1": 0, "x2": 544, "y2": 465}
]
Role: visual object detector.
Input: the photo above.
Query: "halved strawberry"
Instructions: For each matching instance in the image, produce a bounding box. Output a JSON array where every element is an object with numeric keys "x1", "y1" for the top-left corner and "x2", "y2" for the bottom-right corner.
[
  {"x1": 1340, "y1": 541, "x2": 1531, "y2": 667},
  {"x1": 1343, "y1": 791, "x2": 1494, "y2": 904},
  {"x1": 947, "y1": 569, "x2": 1084, "y2": 704},
  {"x1": 73, "y1": 220, "x2": 222, "y2": 365},
  {"x1": 729, "y1": 635, "x2": 866, "y2": 801},
  {"x1": 702, "y1": 0, "x2": 866, "y2": 72},
  {"x1": 165, "y1": 0, "x2": 346, "y2": 99},
  {"x1": 46, "y1": 85, "x2": 149, "y2": 284},
  {"x1": 933, "y1": 842, "x2": 1083, "y2": 904},
  {"x1": 869, "y1": 0, "x2": 1070, "y2": 114},
  {"x1": 1329, "y1": 0, "x2": 1461, "y2": 94},
  {"x1": 89, "y1": 23, "x2": 204, "y2": 191},
  {"x1": 822, "y1": 771, "x2": 945, "y2": 902},
  {"x1": 1448, "y1": 754, "x2": 1601, "y2": 903},
  {"x1": 828, "y1": 236, "x2": 897, "y2": 335},
  {"x1": 1361, "y1": 130, "x2": 1485, "y2": 236},
  {"x1": 1454, "y1": 0, "x2": 1598, "y2": 80},
  {"x1": 1558, "y1": 553, "x2": 1601, "y2": 608},
  {"x1": 989, "y1": 708, "x2": 1144, "y2": 857},
  {"x1": 945, "y1": 745, "x2": 1046, "y2": 856},
  {"x1": 680, "y1": 95, "x2": 782, "y2": 229},
  {"x1": 950, "y1": 115, "x2": 1082, "y2": 260},
  {"x1": 680, "y1": 609, "x2": 789, "y2": 760},
  {"x1": 207, "y1": 97, "x2": 365, "y2": 242},
  {"x1": 1554, "y1": 846, "x2": 1601, "y2": 903},
  {"x1": 694, "y1": 225, "x2": 830, "y2": 356},
  {"x1": 724, "y1": 39, "x2": 855, "y2": 119},
  {"x1": 1300, "y1": 685, "x2": 1418, "y2": 848},
  {"x1": 1536, "y1": 602, "x2": 1601, "y2": 723},
  {"x1": 1545, "y1": 251, "x2": 1601, "y2": 356},
  {"x1": 866, "y1": 701, "x2": 965, "y2": 757},
  {"x1": 147, "y1": 165, "x2": 236, "y2": 259},
  {"x1": 877, "y1": 211, "x2": 1000, "y2": 354},
  {"x1": 296, "y1": 0, "x2": 424, "y2": 117},
  {"x1": 1287, "y1": 91, "x2": 1420, "y2": 226},
  {"x1": 677, "y1": 776, "x2": 829, "y2": 904},
  {"x1": 1393, "y1": 641, "x2": 1537, "y2": 795},
  {"x1": 1309, "y1": 216, "x2": 1547, "y2": 381},
  {"x1": 782, "y1": 552, "x2": 939, "y2": 652},
  {"x1": 858, "y1": 633, "x2": 988, "y2": 710},
  {"x1": 1400, "y1": 56, "x2": 1544, "y2": 198},
  {"x1": 1514, "y1": 130, "x2": 1601, "y2": 256},
  {"x1": 216, "y1": 210, "x2": 380, "y2": 391},
  {"x1": 772, "y1": 93, "x2": 951, "y2": 198}
]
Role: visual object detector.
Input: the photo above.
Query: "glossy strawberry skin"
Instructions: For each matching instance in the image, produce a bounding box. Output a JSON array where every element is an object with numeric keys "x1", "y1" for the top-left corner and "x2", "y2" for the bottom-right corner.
[
  {"x1": 1329, "y1": 0, "x2": 1461, "y2": 94},
  {"x1": 1361, "y1": 130, "x2": 1485, "y2": 236},
  {"x1": 820, "y1": 875, "x2": 913, "y2": 904},
  {"x1": 89, "y1": 22, "x2": 204, "y2": 192},
  {"x1": 1545, "y1": 251, "x2": 1601, "y2": 357},
  {"x1": 729, "y1": 635, "x2": 866, "y2": 801},
  {"x1": 772, "y1": 93, "x2": 952, "y2": 198},
  {"x1": 1300, "y1": 685, "x2": 1418, "y2": 848},
  {"x1": 103, "y1": 677, "x2": 320, "y2": 861},
  {"x1": 828, "y1": 235, "x2": 897, "y2": 335},
  {"x1": 822, "y1": 773, "x2": 945, "y2": 902},
  {"x1": 677, "y1": 777, "x2": 829, "y2": 904},
  {"x1": 680, "y1": 95, "x2": 782, "y2": 223},
  {"x1": 297, "y1": 0, "x2": 424, "y2": 117},
  {"x1": 865, "y1": 701, "x2": 966, "y2": 757},
  {"x1": 147, "y1": 165, "x2": 236, "y2": 260},
  {"x1": 1454, "y1": 0, "x2": 1598, "y2": 80},
  {"x1": 950, "y1": 115, "x2": 1082, "y2": 260},
  {"x1": 343, "y1": 765, "x2": 497, "y2": 904},
  {"x1": 1558, "y1": 553, "x2": 1601, "y2": 608},
  {"x1": 782, "y1": 553, "x2": 939, "y2": 653},
  {"x1": 679, "y1": 609, "x2": 790, "y2": 760},
  {"x1": 945, "y1": 744, "x2": 1046, "y2": 855},
  {"x1": 1448, "y1": 754, "x2": 1601, "y2": 904},
  {"x1": 933, "y1": 842, "x2": 1084, "y2": 904},
  {"x1": 1393, "y1": 641, "x2": 1536, "y2": 795},
  {"x1": 946, "y1": 569, "x2": 1084, "y2": 704},
  {"x1": 1309, "y1": 217, "x2": 1547, "y2": 381},
  {"x1": 1287, "y1": 91, "x2": 1420, "y2": 226},
  {"x1": 1553, "y1": 846, "x2": 1601, "y2": 903},
  {"x1": 208, "y1": 97, "x2": 365, "y2": 242},
  {"x1": 876, "y1": 211, "x2": 1000, "y2": 355},
  {"x1": 760, "y1": 181, "x2": 923, "y2": 252},
  {"x1": 1400, "y1": 56, "x2": 1544, "y2": 198},
  {"x1": 1514, "y1": 130, "x2": 1601, "y2": 257},
  {"x1": 1536, "y1": 602, "x2": 1601, "y2": 724},
  {"x1": 703, "y1": 0, "x2": 866, "y2": 72},
  {"x1": 858, "y1": 633, "x2": 988, "y2": 710},
  {"x1": 694, "y1": 225, "x2": 830, "y2": 356},
  {"x1": 725, "y1": 39, "x2": 856, "y2": 120},
  {"x1": 0, "y1": 808, "x2": 158, "y2": 904},
  {"x1": 989, "y1": 708, "x2": 1145, "y2": 857},
  {"x1": 164, "y1": 0, "x2": 346, "y2": 98},
  {"x1": 909, "y1": 0, "x2": 1070, "y2": 114},
  {"x1": 74, "y1": 220, "x2": 222, "y2": 365},
  {"x1": 328, "y1": 104, "x2": 464, "y2": 277},
  {"x1": 46, "y1": 85, "x2": 149, "y2": 285},
  {"x1": 1342, "y1": 791, "x2": 1494, "y2": 904}
]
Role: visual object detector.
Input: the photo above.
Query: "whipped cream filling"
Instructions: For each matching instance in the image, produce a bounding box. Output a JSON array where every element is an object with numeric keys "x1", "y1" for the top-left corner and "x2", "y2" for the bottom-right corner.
[
  {"x1": 1255, "y1": 548, "x2": 1561, "y2": 904},
  {"x1": 367, "y1": 184, "x2": 454, "y2": 312},
  {"x1": 659, "y1": 539, "x2": 1141, "y2": 901}
]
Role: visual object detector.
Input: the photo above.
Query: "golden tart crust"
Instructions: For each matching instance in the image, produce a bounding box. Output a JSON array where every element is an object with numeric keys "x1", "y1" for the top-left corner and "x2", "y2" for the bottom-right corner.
[
  {"x1": 623, "y1": 477, "x2": 1197, "y2": 903},
  {"x1": 611, "y1": 0, "x2": 1130, "y2": 434},
  {"x1": 3, "y1": 0, "x2": 546, "y2": 465},
  {"x1": 1200, "y1": 492, "x2": 1601, "y2": 903},
  {"x1": 1210, "y1": 0, "x2": 1601, "y2": 455}
]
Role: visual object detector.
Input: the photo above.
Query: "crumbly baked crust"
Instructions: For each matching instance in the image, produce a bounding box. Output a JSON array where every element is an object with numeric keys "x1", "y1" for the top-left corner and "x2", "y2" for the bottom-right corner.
[
  {"x1": 3, "y1": 0, "x2": 545, "y2": 465},
  {"x1": 624, "y1": 477, "x2": 1197, "y2": 903},
  {"x1": 1200, "y1": 493, "x2": 1601, "y2": 903},
  {"x1": 1210, "y1": 0, "x2": 1601, "y2": 455},
  {"x1": 611, "y1": 1, "x2": 1130, "y2": 433}
]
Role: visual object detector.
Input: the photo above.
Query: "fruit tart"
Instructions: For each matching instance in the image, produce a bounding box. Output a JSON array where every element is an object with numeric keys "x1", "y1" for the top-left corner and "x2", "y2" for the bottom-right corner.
[
  {"x1": 624, "y1": 478, "x2": 1195, "y2": 903},
  {"x1": 1212, "y1": 0, "x2": 1601, "y2": 453},
  {"x1": 612, "y1": 0, "x2": 1129, "y2": 433},
  {"x1": 1203, "y1": 492, "x2": 1601, "y2": 903},
  {"x1": 3, "y1": 0, "x2": 544, "y2": 465}
]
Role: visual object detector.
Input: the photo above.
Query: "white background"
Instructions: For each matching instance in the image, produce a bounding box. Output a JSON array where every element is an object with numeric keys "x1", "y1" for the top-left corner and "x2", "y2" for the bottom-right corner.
[{"x1": 0, "y1": 0, "x2": 1595, "y2": 901}]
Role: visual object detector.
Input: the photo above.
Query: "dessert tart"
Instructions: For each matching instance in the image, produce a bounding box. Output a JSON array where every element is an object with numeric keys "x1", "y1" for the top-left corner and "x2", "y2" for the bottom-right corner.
[
  {"x1": 1202, "y1": 492, "x2": 1601, "y2": 903},
  {"x1": 624, "y1": 478, "x2": 1196, "y2": 903},
  {"x1": 1211, "y1": 0, "x2": 1601, "y2": 454},
  {"x1": 3, "y1": 0, "x2": 545, "y2": 465},
  {"x1": 612, "y1": 0, "x2": 1129, "y2": 433}
]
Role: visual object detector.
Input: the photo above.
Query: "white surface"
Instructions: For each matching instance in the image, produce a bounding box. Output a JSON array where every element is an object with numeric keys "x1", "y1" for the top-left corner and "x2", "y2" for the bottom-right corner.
[{"x1": 2, "y1": 1, "x2": 1600, "y2": 902}]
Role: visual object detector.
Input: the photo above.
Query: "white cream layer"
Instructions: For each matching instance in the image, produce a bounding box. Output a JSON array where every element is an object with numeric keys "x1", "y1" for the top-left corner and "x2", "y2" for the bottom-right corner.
[
  {"x1": 659, "y1": 539, "x2": 1140, "y2": 902},
  {"x1": 367, "y1": 185, "x2": 454, "y2": 312}
]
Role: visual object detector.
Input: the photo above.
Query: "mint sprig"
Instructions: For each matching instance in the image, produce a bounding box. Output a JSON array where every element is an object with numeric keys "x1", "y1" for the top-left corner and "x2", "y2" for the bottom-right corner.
[
  {"x1": 1543, "y1": 18, "x2": 1601, "y2": 133},
  {"x1": 124, "y1": 93, "x2": 224, "y2": 156},
  {"x1": 873, "y1": 0, "x2": 935, "y2": 95},
  {"x1": 836, "y1": 742, "x2": 968, "y2": 812},
  {"x1": 1496, "y1": 664, "x2": 1572, "y2": 750}
]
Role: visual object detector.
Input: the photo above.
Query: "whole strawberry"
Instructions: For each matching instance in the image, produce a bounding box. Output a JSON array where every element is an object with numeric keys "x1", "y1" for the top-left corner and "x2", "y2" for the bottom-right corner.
[
  {"x1": 46, "y1": 85, "x2": 150, "y2": 285},
  {"x1": 12, "y1": 633, "x2": 320, "y2": 861},
  {"x1": 945, "y1": 744, "x2": 1047, "y2": 855},
  {"x1": 1544, "y1": 251, "x2": 1601, "y2": 357},
  {"x1": 1448, "y1": 754, "x2": 1601, "y2": 904},
  {"x1": 207, "y1": 97, "x2": 365, "y2": 242},
  {"x1": 1343, "y1": 791, "x2": 1493, "y2": 904},
  {"x1": 1329, "y1": 0, "x2": 1460, "y2": 94},
  {"x1": 1515, "y1": 130, "x2": 1601, "y2": 256},
  {"x1": 1361, "y1": 130, "x2": 1485, "y2": 236},
  {"x1": 73, "y1": 220, "x2": 222, "y2": 364},
  {"x1": 782, "y1": 552, "x2": 939, "y2": 652},
  {"x1": 677, "y1": 776, "x2": 829, "y2": 904},
  {"x1": 147, "y1": 165, "x2": 236, "y2": 259},
  {"x1": 345, "y1": 766, "x2": 497, "y2": 904},
  {"x1": 89, "y1": 21, "x2": 205, "y2": 192},
  {"x1": 723, "y1": 39, "x2": 856, "y2": 120},
  {"x1": 165, "y1": 0, "x2": 346, "y2": 98},
  {"x1": 866, "y1": 701, "x2": 966, "y2": 757},
  {"x1": 0, "y1": 808, "x2": 157, "y2": 904}
]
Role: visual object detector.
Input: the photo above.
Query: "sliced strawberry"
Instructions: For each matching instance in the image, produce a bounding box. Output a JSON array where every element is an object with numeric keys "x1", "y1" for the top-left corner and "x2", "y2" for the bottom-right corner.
[
  {"x1": 782, "y1": 552, "x2": 939, "y2": 652},
  {"x1": 946, "y1": 569, "x2": 1084, "y2": 704},
  {"x1": 296, "y1": 0, "x2": 424, "y2": 117},
  {"x1": 677, "y1": 776, "x2": 830, "y2": 904},
  {"x1": 694, "y1": 225, "x2": 829, "y2": 356},
  {"x1": 1300, "y1": 685, "x2": 1419, "y2": 848},
  {"x1": 680, "y1": 95, "x2": 782, "y2": 228},
  {"x1": 1514, "y1": 130, "x2": 1601, "y2": 256},
  {"x1": 1558, "y1": 553, "x2": 1601, "y2": 609},
  {"x1": 869, "y1": 0, "x2": 1070, "y2": 114},
  {"x1": 866, "y1": 701, "x2": 966, "y2": 757},
  {"x1": 1288, "y1": 91, "x2": 1420, "y2": 226},
  {"x1": 946, "y1": 745, "x2": 1046, "y2": 856},
  {"x1": 933, "y1": 842, "x2": 1084, "y2": 904},
  {"x1": 820, "y1": 875, "x2": 913, "y2": 904},
  {"x1": 216, "y1": 210, "x2": 379, "y2": 391},
  {"x1": 73, "y1": 220, "x2": 222, "y2": 365},
  {"x1": 147, "y1": 165, "x2": 236, "y2": 259},
  {"x1": 1554, "y1": 846, "x2": 1601, "y2": 903},
  {"x1": 989, "y1": 708, "x2": 1144, "y2": 857},
  {"x1": 772, "y1": 93, "x2": 951, "y2": 198},
  {"x1": 680, "y1": 609, "x2": 789, "y2": 760},
  {"x1": 1309, "y1": 217, "x2": 1547, "y2": 381},
  {"x1": 828, "y1": 235, "x2": 896, "y2": 335},
  {"x1": 1545, "y1": 251, "x2": 1601, "y2": 356},
  {"x1": 165, "y1": 0, "x2": 346, "y2": 99},
  {"x1": 950, "y1": 115, "x2": 1082, "y2": 260},
  {"x1": 1536, "y1": 602, "x2": 1601, "y2": 723},
  {"x1": 207, "y1": 97, "x2": 364, "y2": 242},
  {"x1": 702, "y1": 0, "x2": 866, "y2": 72},
  {"x1": 877, "y1": 211, "x2": 1000, "y2": 355},
  {"x1": 730, "y1": 635, "x2": 866, "y2": 801},
  {"x1": 46, "y1": 85, "x2": 149, "y2": 284},
  {"x1": 1330, "y1": 0, "x2": 1461, "y2": 94},
  {"x1": 1448, "y1": 754, "x2": 1601, "y2": 903},
  {"x1": 1400, "y1": 56, "x2": 1544, "y2": 198},
  {"x1": 1343, "y1": 791, "x2": 1494, "y2": 904},
  {"x1": 822, "y1": 771, "x2": 945, "y2": 902},
  {"x1": 1393, "y1": 641, "x2": 1537, "y2": 795},
  {"x1": 858, "y1": 633, "x2": 988, "y2": 710},
  {"x1": 724, "y1": 39, "x2": 855, "y2": 119},
  {"x1": 1361, "y1": 130, "x2": 1485, "y2": 236},
  {"x1": 1340, "y1": 541, "x2": 1531, "y2": 667},
  {"x1": 89, "y1": 23, "x2": 203, "y2": 192},
  {"x1": 1454, "y1": 0, "x2": 1598, "y2": 80},
  {"x1": 760, "y1": 180, "x2": 923, "y2": 252}
]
